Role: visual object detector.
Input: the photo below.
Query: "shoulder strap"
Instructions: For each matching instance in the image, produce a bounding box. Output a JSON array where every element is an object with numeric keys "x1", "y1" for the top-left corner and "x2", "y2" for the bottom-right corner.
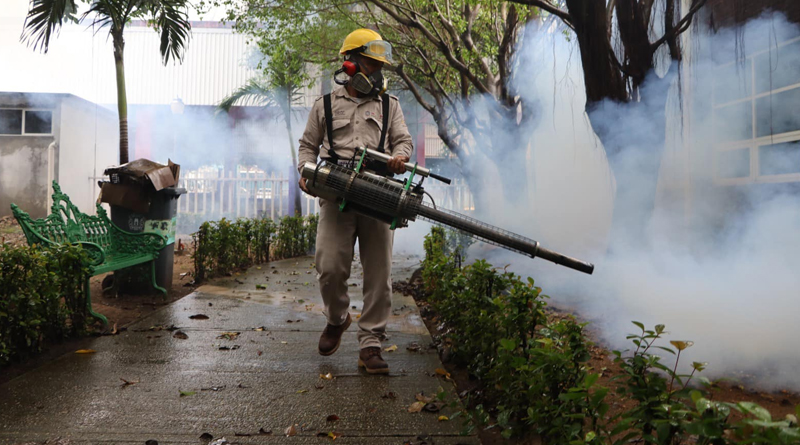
[
  {"x1": 376, "y1": 93, "x2": 390, "y2": 153},
  {"x1": 323, "y1": 93, "x2": 338, "y2": 161}
]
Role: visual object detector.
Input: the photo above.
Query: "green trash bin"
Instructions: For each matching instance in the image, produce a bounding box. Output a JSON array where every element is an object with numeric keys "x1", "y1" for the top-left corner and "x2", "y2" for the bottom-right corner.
[{"x1": 108, "y1": 186, "x2": 186, "y2": 291}]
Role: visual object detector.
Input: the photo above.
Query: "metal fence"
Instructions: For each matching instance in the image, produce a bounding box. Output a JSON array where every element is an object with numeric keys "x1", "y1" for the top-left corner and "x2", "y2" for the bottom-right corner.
[
  {"x1": 90, "y1": 170, "x2": 473, "y2": 223},
  {"x1": 177, "y1": 171, "x2": 318, "y2": 219}
]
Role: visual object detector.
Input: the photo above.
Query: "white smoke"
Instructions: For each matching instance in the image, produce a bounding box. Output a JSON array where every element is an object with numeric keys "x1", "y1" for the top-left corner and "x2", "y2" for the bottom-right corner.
[{"x1": 450, "y1": 12, "x2": 800, "y2": 390}]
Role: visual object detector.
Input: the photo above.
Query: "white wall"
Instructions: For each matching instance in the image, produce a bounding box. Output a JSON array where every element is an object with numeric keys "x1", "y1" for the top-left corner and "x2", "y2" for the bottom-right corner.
[{"x1": 57, "y1": 96, "x2": 118, "y2": 214}]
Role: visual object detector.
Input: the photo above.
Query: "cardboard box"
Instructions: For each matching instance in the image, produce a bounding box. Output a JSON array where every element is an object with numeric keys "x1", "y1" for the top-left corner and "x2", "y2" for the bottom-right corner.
[
  {"x1": 98, "y1": 182, "x2": 151, "y2": 214},
  {"x1": 104, "y1": 159, "x2": 179, "y2": 192},
  {"x1": 99, "y1": 159, "x2": 181, "y2": 213}
]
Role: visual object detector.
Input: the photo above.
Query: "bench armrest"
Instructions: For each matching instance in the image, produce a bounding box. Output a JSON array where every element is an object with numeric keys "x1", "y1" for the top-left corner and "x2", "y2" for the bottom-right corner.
[
  {"x1": 74, "y1": 241, "x2": 106, "y2": 267},
  {"x1": 108, "y1": 224, "x2": 167, "y2": 255}
]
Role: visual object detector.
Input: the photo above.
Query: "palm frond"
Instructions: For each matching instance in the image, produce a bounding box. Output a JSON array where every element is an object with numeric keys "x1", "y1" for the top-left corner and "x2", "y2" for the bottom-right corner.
[
  {"x1": 21, "y1": 0, "x2": 79, "y2": 53},
  {"x1": 83, "y1": 0, "x2": 121, "y2": 33},
  {"x1": 150, "y1": 0, "x2": 192, "y2": 65},
  {"x1": 217, "y1": 78, "x2": 277, "y2": 113}
]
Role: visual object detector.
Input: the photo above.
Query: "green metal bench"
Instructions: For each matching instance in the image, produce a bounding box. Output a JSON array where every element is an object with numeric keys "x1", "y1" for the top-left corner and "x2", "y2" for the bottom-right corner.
[{"x1": 10, "y1": 181, "x2": 168, "y2": 327}]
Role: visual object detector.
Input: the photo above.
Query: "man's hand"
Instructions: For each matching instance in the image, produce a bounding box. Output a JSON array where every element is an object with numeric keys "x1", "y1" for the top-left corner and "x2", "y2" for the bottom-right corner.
[
  {"x1": 299, "y1": 176, "x2": 316, "y2": 197},
  {"x1": 387, "y1": 156, "x2": 410, "y2": 175}
]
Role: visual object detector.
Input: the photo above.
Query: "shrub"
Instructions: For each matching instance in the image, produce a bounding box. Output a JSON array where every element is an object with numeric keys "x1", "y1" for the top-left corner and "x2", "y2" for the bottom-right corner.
[
  {"x1": 193, "y1": 214, "x2": 317, "y2": 282},
  {"x1": 420, "y1": 227, "x2": 799, "y2": 444},
  {"x1": 0, "y1": 243, "x2": 90, "y2": 365}
]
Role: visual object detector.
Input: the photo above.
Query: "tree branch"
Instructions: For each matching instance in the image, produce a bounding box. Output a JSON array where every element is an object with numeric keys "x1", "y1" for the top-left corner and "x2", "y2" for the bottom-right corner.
[
  {"x1": 506, "y1": 0, "x2": 573, "y2": 29},
  {"x1": 368, "y1": 0, "x2": 492, "y2": 95},
  {"x1": 650, "y1": 0, "x2": 709, "y2": 52}
]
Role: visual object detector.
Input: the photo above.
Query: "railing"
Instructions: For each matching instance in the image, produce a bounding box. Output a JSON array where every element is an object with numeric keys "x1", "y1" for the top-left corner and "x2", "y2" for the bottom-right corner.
[
  {"x1": 89, "y1": 171, "x2": 473, "y2": 223},
  {"x1": 177, "y1": 171, "x2": 319, "y2": 219}
]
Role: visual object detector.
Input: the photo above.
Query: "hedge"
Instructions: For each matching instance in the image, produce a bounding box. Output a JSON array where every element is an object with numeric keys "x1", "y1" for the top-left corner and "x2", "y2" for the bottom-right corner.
[{"x1": 0, "y1": 244, "x2": 90, "y2": 365}]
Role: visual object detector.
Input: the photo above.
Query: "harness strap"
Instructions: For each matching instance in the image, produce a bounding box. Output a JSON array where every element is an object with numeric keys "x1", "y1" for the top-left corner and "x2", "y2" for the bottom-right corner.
[
  {"x1": 323, "y1": 93, "x2": 338, "y2": 162},
  {"x1": 376, "y1": 93, "x2": 390, "y2": 153}
]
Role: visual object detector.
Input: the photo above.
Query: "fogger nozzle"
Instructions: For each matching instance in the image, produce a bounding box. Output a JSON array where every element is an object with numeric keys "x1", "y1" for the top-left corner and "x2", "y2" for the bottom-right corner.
[{"x1": 301, "y1": 162, "x2": 594, "y2": 275}]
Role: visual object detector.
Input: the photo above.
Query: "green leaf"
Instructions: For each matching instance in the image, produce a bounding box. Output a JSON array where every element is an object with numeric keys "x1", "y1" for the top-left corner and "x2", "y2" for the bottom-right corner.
[
  {"x1": 738, "y1": 402, "x2": 772, "y2": 422},
  {"x1": 179, "y1": 390, "x2": 196, "y2": 397}
]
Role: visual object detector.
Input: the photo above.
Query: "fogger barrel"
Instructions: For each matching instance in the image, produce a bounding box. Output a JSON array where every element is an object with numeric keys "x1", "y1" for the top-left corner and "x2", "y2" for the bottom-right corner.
[{"x1": 301, "y1": 162, "x2": 594, "y2": 275}]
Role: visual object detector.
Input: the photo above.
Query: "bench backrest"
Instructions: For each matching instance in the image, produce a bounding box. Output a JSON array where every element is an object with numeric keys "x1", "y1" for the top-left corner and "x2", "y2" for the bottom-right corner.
[{"x1": 11, "y1": 181, "x2": 114, "y2": 250}]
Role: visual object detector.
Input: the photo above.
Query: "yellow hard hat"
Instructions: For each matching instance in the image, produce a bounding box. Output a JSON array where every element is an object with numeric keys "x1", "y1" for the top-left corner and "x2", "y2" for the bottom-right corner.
[{"x1": 339, "y1": 28, "x2": 393, "y2": 65}]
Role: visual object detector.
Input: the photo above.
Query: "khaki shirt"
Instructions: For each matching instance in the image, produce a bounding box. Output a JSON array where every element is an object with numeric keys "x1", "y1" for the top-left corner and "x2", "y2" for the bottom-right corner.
[{"x1": 298, "y1": 86, "x2": 413, "y2": 172}]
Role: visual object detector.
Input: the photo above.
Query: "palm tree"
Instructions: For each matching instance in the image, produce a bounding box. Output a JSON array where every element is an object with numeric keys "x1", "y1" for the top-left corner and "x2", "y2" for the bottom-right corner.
[
  {"x1": 22, "y1": 0, "x2": 192, "y2": 164},
  {"x1": 218, "y1": 46, "x2": 309, "y2": 216}
]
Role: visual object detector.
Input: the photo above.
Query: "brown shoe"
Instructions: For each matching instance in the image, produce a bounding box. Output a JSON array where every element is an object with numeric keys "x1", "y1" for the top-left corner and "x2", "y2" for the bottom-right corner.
[
  {"x1": 358, "y1": 347, "x2": 389, "y2": 374},
  {"x1": 318, "y1": 313, "x2": 351, "y2": 356}
]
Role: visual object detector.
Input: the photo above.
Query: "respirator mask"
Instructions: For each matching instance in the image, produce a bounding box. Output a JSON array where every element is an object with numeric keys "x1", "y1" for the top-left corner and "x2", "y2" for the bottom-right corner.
[{"x1": 334, "y1": 40, "x2": 393, "y2": 96}]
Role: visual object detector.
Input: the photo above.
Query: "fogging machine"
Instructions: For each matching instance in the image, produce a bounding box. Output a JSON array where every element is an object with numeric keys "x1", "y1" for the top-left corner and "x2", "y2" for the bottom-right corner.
[{"x1": 302, "y1": 147, "x2": 594, "y2": 275}]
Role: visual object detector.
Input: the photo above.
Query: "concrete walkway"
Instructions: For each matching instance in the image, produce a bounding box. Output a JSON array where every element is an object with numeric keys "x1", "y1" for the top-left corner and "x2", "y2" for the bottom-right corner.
[{"x1": 0, "y1": 255, "x2": 478, "y2": 444}]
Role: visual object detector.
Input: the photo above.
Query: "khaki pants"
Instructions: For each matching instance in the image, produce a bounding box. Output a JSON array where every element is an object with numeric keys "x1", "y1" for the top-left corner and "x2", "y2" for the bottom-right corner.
[{"x1": 315, "y1": 198, "x2": 393, "y2": 349}]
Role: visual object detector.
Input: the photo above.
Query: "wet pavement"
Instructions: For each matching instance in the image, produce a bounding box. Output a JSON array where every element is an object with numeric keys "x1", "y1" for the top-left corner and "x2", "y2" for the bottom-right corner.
[{"x1": 0, "y1": 255, "x2": 478, "y2": 444}]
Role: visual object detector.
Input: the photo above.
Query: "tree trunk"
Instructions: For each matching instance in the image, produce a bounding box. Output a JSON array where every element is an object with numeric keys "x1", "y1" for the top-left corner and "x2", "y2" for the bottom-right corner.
[
  {"x1": 564, "y1": 0, "x2": 628, "y2": 103},
  {"x1": 112, "y1": 31, "x2": 129, "y2": 164},
  {"x1": 585, "y1": 70, "x2": 674, "y2": 252}
]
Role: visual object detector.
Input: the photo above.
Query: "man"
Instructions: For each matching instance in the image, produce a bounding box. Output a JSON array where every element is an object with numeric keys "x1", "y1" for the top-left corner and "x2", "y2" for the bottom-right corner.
[{"x1": 297, "y1": 28, "x2": 413, "y2": 374}]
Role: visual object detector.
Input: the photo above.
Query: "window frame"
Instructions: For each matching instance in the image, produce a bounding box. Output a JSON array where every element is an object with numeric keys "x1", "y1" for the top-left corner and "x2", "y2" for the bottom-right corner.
[
  {"x1": 712, "y1": 35, "x2": 800, "y2": 185},
  {"x1": 0, "y1": 107, "x2": 55, "y2": 137}
]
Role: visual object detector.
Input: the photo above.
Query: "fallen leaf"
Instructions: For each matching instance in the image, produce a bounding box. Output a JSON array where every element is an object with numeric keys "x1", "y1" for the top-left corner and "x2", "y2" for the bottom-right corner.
[
  {"x1": 381, "y1": 391, "x2": 397, "y2": 399},
  {"x1": 281, "y1": 341, "x2": 288, "y2": 344},
  {"x1": 384, "y1": 345, "x2": 398, "y2": 353},
  {"x1": 415, "y1": 393, "x2": 434, "y2": 403},
  {"x1": 199, "y1": 432, "x2": 213, "y2": 440},
  {"x1": 434, "y1": 368, "x2": 451, "y2": 379},
  {"x1": 320, "y1": 373, "x2": 334, "y2": 380},
  {"x1": 257, "y1": 350, "x2": 263, "y2": 356},
  {"x1": 255, "y1": 284, "x2": 266, "y2": 290},
  {"x1": 408, "y1": 401, "x2": 425, "y2": 413},
  {"x1": 356, "y1": 314, "x2": 361, "y2": 319},
  {"x1": 423, "y1": 402, "x2": 445, "y2": 412},
  {"x1": 173, "y1": 331, "x2": 188, "y2": 340},
  {"x1": 75, "y1": 349, "x2": 96, "y2": 354},
  {"x1": 189, "y1": 314, "x2": 209, "y2": 320},
  {"x1": 258, "y1": 428, "x2": 272, "y2": 435},
  {"x1": 297, "y1": 389, "x2": 309, "y2": 394},
  {"x1": 406, "y1": 342, "x2": 421, "y2": 352},
  {"x1": 119, "y1": 378, "x2": 139, "y2": 388},
  {"x1": 328, "y1": 431, "x2": 341, "y2": 440},
  {"x1": 438, "y1": 415, "x2": 449, "y2": 421},
  {"x1": 326, "y1": 414, "x2": 340, "y2": 422},
  {"x1": 254, "y1": 326, "x2": 267, "y2": 331},
  {"x1": 179, "y1": 390, "x2": 196, "y2": 397},
  {"x1": 217, "y1": 332, "x2": 241, "y2": 340},
  {"x1": 111, "y1": 323, "x2": 118, "y2": 335},
  {"x1": 285, "y1": 425, "x2": 297, "y2": 437}
]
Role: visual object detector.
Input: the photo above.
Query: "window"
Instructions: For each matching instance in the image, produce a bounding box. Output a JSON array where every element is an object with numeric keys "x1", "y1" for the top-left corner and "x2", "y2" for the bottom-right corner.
[
  {"x1": 24, "y1": 110, "x2": 53, "y2": 134},
  {"x1": 0, "y1": 109, "x2": 22, "y2": 135},
  {"x1": 712, "y1": 36, "x2": 800, "y2": 184},
  {"x1": 0, "y1": 109, "x2": 53, "y2": 135}
]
